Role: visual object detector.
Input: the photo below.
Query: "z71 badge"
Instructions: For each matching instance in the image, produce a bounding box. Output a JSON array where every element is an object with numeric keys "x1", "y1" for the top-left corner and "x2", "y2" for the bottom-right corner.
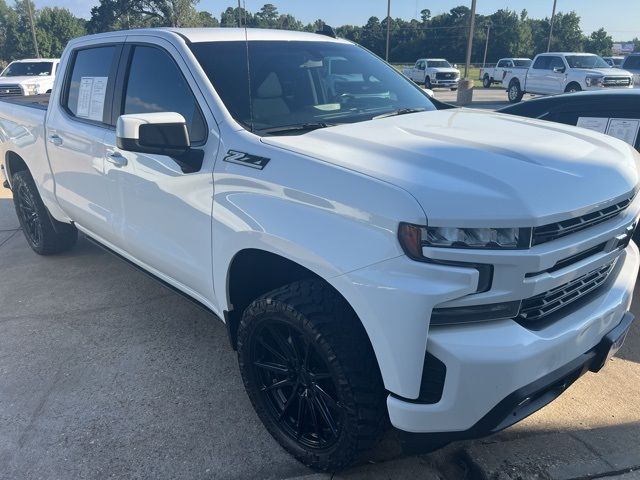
[{"x1": 223, "y1": 150, "x2": 270, "y2": 170}]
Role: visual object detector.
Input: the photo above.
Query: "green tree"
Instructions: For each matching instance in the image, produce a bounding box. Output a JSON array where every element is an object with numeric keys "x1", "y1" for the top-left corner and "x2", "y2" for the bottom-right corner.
[
  {"x1": 255, "y1": 3, "x2": 278, "y2": 28},
  {"x1": 36, "y1": 7, "x2": 86, "y2": 58},
  {"x1": 584, "y1": 28, "x2": 613, "y2": 56}
]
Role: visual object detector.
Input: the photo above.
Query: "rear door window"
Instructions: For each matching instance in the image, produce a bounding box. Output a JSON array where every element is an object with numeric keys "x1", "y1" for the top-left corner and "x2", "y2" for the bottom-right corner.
[{"x1": 64, "y1": 46, "x2": 118, "y2": 124}]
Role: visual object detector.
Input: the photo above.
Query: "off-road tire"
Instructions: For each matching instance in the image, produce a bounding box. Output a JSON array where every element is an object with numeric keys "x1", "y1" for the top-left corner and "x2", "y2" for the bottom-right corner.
[
  {"x1": 11, "y1": 170, "x2": 77, "y2": 255},
  {"x1": 237, "y1": 279, "x2": 386, "y2": 471}
]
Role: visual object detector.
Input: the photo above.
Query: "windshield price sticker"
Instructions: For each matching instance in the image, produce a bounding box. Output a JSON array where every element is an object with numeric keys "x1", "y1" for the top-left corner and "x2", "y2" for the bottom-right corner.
[
  {"x1": 577, "y1": 117, "x2": 640, "y2": 147},
  {"x1": 77, "y1": 76, "x2": 108, "y2": 122},
  {"x1": 606, "y1": 119, "x2": 640, "y2": 147},
  {"x1": 576, "y1": 117, "x2": 608, "y2": 134}
]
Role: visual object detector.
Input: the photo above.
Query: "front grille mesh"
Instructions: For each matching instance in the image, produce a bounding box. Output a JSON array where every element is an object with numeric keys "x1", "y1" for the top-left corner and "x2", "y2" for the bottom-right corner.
[
  {"x1": 0, "y1": 84, "x2": 23, "y2": 96},
  {"x1": 532, "y1": 195, "x2": 633, "y2": 246},
  {"x1": 435, "y1": 72, "x2": 456, "y2": 80},
  {"x1": 603, "y1": 76, "x2": 632, "y2": 87},
  {"x1": 518, "y1": 261, "x2": 616, "y2": 323}
]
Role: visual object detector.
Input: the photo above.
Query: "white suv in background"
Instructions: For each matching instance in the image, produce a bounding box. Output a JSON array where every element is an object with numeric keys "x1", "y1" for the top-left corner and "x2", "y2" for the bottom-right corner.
[{"x1": 0, "y1": 58, "x2": 60, "y2": 97}]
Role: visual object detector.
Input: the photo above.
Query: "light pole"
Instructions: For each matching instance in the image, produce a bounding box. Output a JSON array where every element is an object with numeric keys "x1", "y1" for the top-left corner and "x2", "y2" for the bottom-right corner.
[
  {"x1": 237, "y1": 0, "x2": 242, "y2": 27},
  {"x1": 463, "y1": 0, "x2": 477, "y2": 78},
  {"x1": 385, "y1": 0, "x2": 391, "y2": 62},
  {"x1": 482, "y1": 23, "x2": 491, "y2": 69},
  {"x1": 547, "y1": 0, "x2": 558, "y2": 52},
  {"x1": 26, "y1": 0, "x2": 39, "y2": 58}
]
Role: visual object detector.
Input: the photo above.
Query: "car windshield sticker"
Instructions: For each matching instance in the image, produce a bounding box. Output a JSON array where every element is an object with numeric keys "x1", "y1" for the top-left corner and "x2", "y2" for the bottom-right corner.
[
  {"x1": 576, "y1": 117, "x2": 609, "y2": 134},
  {"x1": 606, "y1": 119, "x2": 640, "y2": 146},
  {"x1": 77, "y1": 76, "x2": 108, "y2": 121}
]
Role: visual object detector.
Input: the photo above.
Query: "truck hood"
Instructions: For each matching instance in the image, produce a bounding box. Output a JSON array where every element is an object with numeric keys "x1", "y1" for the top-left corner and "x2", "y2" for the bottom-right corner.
[
  {"x1": 577, "y1": 68, "x2": 632, "y2": 77},
  {"x1": 262, "y1": 109, "x2": 639, "y2": 227},
  {"x1": 0, "y1": 76, "x2": 49, "y2": 85},
  {"x1": 428, "y1": 67, "x2": 459, "y2": 75}
]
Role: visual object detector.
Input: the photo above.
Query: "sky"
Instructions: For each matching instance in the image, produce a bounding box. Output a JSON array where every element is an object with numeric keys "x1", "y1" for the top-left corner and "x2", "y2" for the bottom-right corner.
[{"x1": 29, "y1": 0, "x2": 640, "y2": 41}]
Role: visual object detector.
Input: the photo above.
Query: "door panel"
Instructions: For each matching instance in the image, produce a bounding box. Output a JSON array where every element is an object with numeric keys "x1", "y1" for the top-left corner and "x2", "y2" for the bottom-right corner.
[
  {"x1": 47, "y1": 43, "x2": 121, "y2": 243},
  {"x1": 107, "y1": 40, "x2": 219, "y2": 304}
]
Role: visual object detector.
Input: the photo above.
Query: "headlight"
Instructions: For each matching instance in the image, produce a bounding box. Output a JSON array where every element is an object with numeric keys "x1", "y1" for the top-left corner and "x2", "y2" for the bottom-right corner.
[
  {"x1": 398, "y1": 223, "x2": 532, "y2": 254},
  {"x1": 585, "y1": 75, "x2": 604, "y2": 87},
  {"x1": 24, "y1": 84, "x2": 38, "y2": 95}
]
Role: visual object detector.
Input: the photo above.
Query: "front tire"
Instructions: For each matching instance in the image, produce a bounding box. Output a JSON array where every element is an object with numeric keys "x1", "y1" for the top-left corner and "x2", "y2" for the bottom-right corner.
[
  {"x1": 12, "y1": 170, "x2": 77, "y2": 255},
  {"x1": 507, "y1": 80, "x2": 524, "y2": 103},
  {"x1": 237, "y1": 279, "x2": 386, "y2": 471},
  {"x1": 425, "y1": 76, "x2": 432, "y2": 89},
  {"x1": 565, "y1": 83, "x2": 582, "y2": 93}
]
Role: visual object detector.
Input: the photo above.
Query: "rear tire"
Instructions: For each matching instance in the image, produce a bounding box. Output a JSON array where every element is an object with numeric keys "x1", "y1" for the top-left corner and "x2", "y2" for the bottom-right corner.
[
  {"x1": 483, "y1": 75, "x2": 492, "y2": 88},
  {"x1": 11, "y1": 170, "x2": 77, "y2": 255},
  {"x1": 507, "y1": 80, "x2": 524, "y2": 103},
  {"x1": 237, "y1": 279, "x2": 386, "y2": 471}
]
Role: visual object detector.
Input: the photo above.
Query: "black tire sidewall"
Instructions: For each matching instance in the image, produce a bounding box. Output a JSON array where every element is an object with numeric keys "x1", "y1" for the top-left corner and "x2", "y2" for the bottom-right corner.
[
  {"x1": 237, "y1": 301, "x2": 361, "y2": 469},
  {"x1": 12, "y1": 171, "x2": 45, "y2": 252},
  {"x1": 508, "y1": 81, "x2": 523, "y2": 103}
]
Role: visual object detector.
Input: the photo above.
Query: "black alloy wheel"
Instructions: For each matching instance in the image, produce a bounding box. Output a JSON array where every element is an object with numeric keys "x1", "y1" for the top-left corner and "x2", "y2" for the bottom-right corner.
[
  {"x1": 15, "y1": 178, "x2": 43, "y2": 248},
  {"x1": 251, "y1": 320, "x2": 344, "y2": 449}
]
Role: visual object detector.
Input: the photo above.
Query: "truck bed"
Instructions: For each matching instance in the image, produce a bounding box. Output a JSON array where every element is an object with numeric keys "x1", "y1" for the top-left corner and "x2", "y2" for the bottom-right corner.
[{"x1": 0, "y1": 94, "x2": 50, "y2": 111}]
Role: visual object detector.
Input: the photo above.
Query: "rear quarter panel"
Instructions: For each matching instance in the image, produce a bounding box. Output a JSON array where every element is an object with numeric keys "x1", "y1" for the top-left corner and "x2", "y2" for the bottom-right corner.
[{"x1": 0, "y1": 102, "x2": 66, "y2": 219}]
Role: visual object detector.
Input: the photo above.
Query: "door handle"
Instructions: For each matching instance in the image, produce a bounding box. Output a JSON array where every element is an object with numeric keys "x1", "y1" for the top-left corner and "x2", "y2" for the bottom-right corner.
[
  {"x1": 106, "y1": 152, "x2": 128, "y2": 168},
  {"x1": 48, "y1": 134, "x2": 63, "y2": 146}
]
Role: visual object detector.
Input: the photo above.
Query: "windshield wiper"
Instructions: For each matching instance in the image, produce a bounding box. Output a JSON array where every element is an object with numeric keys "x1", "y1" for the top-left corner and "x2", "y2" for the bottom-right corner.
[
  {"x1": 373, "y1": 107, "x2": 427, "y2": 120},
  {"x1": 257, "y1": 122, "x2": 336, "y2": 136}
]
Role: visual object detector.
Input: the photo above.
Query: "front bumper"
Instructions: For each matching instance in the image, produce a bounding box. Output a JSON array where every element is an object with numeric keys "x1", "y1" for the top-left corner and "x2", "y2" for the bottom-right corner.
[
  {"x1": 431, "y1": 79, "x2": 459, "y2": 87},
  {"x1": 398, "y1": 311, "x2": 634, "y2": 453},
  {"x1": 387, "y1": 241, "x2": 638, "y2": 434}
]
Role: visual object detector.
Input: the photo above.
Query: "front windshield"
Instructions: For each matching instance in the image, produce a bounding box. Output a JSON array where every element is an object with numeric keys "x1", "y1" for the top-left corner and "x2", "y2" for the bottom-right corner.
[
  {"x1": 1, "y1": 62, "x2": 53, "y2": 77},
  {"x1": 428, "y1": 60, "x2": 452, "y2": 68},
  {"x1": 513, "y1": 59, "x2": 532, "y2": 67},
  {"x1": 189, "y1": 40, "x2": 435, "y2": 134},
  {"x1": 565, "y1": 55, "x2": 610, "y2": 69}
]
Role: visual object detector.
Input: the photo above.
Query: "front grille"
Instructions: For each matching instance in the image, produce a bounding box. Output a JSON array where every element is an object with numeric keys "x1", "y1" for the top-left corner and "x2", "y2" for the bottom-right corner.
[
  {"x1": 0, "y1": 84, "x2": 23, "y2": 96},
  {"x1": 603, "y1": 76, "x2": 632, "y2": 87},
  {"x1": 518, "y1": 260, "x2": 616, "y2": 324},
  {"x1": 532, "y1": 195, "x2": 633, "y2": 246},
  {"x1": 435, "y1": 72, "x2": 457, "y2": 80}
]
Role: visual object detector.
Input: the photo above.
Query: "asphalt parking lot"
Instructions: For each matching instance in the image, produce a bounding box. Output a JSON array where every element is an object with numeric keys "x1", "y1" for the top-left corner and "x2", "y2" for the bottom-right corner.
[{"x1": 1, "y1": 93, "x2": 639, "y2": 480}]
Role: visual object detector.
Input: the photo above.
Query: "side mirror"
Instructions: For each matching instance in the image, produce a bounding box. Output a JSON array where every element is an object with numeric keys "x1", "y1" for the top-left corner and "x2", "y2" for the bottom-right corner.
[
  {"x1": 117, "y1": 112, "x2": 190, "y2": 157},
  {"x1": 553, "y1": 66, "x2": 566, "y2": 74}
]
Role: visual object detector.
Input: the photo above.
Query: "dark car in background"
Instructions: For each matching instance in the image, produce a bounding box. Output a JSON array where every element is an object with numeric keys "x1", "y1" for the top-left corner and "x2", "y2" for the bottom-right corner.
[{"x1": 499, "y1": 89, "x2": 640, "y2": 151}]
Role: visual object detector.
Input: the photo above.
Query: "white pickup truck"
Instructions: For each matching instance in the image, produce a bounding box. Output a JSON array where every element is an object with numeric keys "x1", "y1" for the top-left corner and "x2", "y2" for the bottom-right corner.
[
  {"x1": 479, "y1": 57, "x2": 531, "y2": 88},
  {"x1": 0, "y1": 58, "x2": 60, "y2": 97},
  {"x1": 402, "y1": 58, "x2": 460, "y2": 90},
  {"x1": 1, "y1": 28, "x2": 639, "y2": 471},
  {"x1": 504, "y1": 52, "x2": 634, "y2": 103}
]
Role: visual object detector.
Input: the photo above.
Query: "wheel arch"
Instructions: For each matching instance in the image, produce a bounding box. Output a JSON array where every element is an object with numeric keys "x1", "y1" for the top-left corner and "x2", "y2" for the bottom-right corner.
[
  {"x1": 223, "y1": 248, "x2": 385, "y2": 387},
  {"x1": 4, "y1": 150, "x2": 29, "y2": 185}
]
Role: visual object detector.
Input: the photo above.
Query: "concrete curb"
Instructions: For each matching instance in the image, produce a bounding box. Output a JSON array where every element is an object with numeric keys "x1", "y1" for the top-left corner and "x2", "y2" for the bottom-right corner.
[{"x1": 463, "y1": 425, "x2": 640, "y2": 480}]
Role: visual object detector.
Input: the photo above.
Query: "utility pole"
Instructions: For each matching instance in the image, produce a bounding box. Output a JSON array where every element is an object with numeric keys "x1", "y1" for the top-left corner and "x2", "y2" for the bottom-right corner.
[
  {"x1": 25, "y1": 0, "x2": 40, "y2": 58},
  {"x1": 385, "y1": 0, "x2": 391, "y2": 62},
  {"x1": 482, "y1": 23, "x2": 491, "y2": 69},
  {"x1": 237, "y1": 0, "x2": 242, "y2": 27},
  {"x1": 547, "y1": 0, "x2": 558, "y2": 52},
  {"x1": 463, "y1": 0, "x2": 477, "y2": 78}
]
